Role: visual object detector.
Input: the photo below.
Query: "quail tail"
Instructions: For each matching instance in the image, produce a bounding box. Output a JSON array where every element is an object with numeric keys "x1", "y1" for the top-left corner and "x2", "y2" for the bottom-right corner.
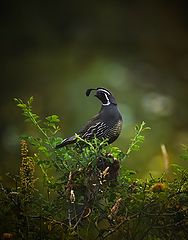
[{"x1": 55, "y1": 135, "x2": 76, "y2": 149}]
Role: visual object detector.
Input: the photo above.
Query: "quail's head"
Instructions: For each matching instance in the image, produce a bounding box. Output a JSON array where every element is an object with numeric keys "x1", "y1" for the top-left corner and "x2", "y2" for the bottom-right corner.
[{"x1": 86, "y1": 87, "x2": 117, "y2": 105}]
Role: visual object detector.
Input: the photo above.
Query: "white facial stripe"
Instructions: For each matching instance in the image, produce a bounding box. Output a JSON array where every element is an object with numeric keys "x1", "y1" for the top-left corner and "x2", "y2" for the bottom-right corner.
[
  {"x1": 102, "y1": 93, "x2": 110, "y2": 106},
  {"x1": 98, "y1": 89, "x2": 110, "y2": 95}
]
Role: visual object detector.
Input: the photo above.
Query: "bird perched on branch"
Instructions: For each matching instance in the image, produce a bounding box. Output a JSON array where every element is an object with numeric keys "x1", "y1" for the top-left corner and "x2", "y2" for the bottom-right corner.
[{"x1": 55, "y1": 87, "x2": 123, "y2": 149}]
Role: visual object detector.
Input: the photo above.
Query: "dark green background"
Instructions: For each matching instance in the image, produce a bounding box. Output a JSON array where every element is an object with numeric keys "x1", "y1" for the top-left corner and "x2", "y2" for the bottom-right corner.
[{"x1": 1, "y1": 0, "x2": 188, "y2": 178}]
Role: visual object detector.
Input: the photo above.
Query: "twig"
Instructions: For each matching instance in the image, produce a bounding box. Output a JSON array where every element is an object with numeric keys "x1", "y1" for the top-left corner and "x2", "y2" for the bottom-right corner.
[
  {"x1": 103, "y1": 213, "x2": 138, "y2": 239},
  {"x1": 73, "y1": 207, "x2": 87, "y2": 230},
  {"x1": 152, "y1": 219, "x2": 186, "y2": 229},
  {"x1": 31, "y1": 215, "x2": 68, "y2": 228}
]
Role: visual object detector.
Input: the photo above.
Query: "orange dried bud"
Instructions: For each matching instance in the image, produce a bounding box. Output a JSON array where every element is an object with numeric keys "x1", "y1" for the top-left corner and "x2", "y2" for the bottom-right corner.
[
  {"x1": 2, "y1": 233, "x2": 14, "y2": 240},
  {"x1": 151, "y1": 183, "x2": 166, "y2": 192}
]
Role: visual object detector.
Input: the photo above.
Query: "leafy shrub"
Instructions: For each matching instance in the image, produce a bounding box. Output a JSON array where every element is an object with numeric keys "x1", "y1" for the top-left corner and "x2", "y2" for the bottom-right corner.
[{"x1": 0, "y1": 97, "x2": 188, "y2": 240}]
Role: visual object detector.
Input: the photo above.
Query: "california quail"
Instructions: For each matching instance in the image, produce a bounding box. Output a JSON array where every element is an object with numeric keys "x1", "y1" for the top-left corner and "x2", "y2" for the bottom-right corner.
[{"x1": 55, "y1": 87, "x2": 123, "y2": 149}]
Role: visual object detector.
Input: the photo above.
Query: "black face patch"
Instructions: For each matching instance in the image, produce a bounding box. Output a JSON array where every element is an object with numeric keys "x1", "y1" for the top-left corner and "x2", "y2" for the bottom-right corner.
[{"x1": 96, "y1": 91, "x2": 110, "y2": 105}]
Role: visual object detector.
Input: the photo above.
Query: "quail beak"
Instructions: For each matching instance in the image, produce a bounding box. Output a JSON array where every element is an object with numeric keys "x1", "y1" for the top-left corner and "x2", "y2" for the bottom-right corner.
[{"x1": 86, "y1": 88, "x2": 96, "y2": 97}]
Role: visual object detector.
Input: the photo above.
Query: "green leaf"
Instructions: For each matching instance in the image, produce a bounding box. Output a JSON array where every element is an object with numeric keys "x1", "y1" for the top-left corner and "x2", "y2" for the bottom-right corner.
[
  {"x1": 126, "y1": 121, "x2": 150, "y2": 156},
  {"x1": 28, "y1": 96, "x2": 34, "y2": 105},
  {"x1": 38, "y1": 146, "x2": 48, "y2": 152},
  {"x1": 45, "y1": 115, "x2": 60, "y2": 123}
]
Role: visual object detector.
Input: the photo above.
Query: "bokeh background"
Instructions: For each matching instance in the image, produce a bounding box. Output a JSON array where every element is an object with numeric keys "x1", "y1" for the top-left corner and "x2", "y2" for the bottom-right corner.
[{"x1": 1, "y1": 0, "x2": 188, "y2": 179}]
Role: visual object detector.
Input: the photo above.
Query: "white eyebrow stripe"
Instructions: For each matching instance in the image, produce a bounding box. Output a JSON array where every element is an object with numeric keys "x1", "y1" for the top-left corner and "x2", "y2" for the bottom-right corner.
[{"x1": 98, "y1": 89, "x2": 110, "y2": 95}]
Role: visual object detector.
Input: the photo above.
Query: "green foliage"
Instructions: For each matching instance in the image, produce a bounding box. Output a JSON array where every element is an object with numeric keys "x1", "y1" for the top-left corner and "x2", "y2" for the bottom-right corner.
[
  {"x1": 180, "y1": 145, "x2": 188, "y2": 161},
  {"x1": 0, "y1": 97, "x2": 188, "y2": 240},
  {"x1": 126, "y1": 121, "x2": 151, "y2": 155}
]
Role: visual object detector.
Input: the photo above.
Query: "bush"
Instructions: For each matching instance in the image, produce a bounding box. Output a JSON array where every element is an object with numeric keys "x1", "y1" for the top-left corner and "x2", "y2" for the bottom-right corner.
[{"x1": 0, "y1": 97, "x2": 188, "y2": 240}]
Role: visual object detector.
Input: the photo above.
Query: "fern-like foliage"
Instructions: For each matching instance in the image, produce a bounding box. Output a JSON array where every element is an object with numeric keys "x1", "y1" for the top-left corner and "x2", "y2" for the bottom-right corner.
[{"x1": 0, "y1": 97, "x2": 187, "y2": 240}]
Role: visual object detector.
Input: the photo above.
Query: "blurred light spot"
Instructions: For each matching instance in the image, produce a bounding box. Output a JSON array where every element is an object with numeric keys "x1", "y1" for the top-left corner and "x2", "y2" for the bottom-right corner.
[{"x1": 142, "y1": 92, "x2": 174, "y2": 116}]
